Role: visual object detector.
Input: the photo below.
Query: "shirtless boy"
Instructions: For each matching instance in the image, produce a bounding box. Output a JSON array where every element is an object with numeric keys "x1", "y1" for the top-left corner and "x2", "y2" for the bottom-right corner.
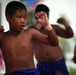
[
  {"x1": 32, "y1": 4, "x2": 74, "y2": 75},
  {"x1": 0, "y1": 1, "x2": 58, "y2": 75}
]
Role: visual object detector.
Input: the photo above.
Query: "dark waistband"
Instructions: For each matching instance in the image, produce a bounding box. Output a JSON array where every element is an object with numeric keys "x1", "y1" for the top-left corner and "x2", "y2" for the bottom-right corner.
[
  {"x1": 38, "y1": 57, "x2": 65, "y2": 64},
  {"x1": 4, "y1": 68, "x2": 38, "y2": 75}
]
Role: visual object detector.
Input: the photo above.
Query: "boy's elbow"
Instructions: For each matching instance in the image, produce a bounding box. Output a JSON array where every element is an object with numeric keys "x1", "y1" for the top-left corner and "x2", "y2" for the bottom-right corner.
[
  {"x1": 53, "y1": 42, "x2": 59, "y2": 46},
  {"x1": 50, "y1": 40, "x2": 59, "y2": 46},
  {"x1": 55, "y1": 41, "x2": 59, "y2": 46},
  {"x1": 70, "y1": 33, "x2": 74, "y2": 37},
  {"x1": 66, "y1": 30, "x2": 74, "y2": 38},
  {"x1": 67, "y1": 33, "x2": 74, "y2": 38}
]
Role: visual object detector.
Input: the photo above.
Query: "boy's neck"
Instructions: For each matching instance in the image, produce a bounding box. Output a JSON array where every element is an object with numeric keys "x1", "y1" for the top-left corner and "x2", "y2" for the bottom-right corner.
[{"x1": 8, "y1": 29, "x2": 24, "y2": 36}]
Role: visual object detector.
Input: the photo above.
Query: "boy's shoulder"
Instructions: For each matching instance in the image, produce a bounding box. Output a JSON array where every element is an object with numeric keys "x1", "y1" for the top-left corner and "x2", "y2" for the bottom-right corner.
[
  {"x1": 29, "y1": 25, "x2": 36, "y2": 29},
  {"x1": 24, "y1": 27, "x2": 35, "y2": 33},
  {"x1": 0, "y1": 32, "x2": 5, "y2": 36},
  {"x1": 24, "y1": 27, "x2": 39, "y2": 35},
  {"x1": 0, "y1": 32, "x2": 5, "y2": 42}
]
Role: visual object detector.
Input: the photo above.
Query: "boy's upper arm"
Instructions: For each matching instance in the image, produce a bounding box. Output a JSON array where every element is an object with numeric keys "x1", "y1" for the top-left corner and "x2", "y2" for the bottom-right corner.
[
  {"x1": 0, "y1": 33, "x2": 3, "y2": 41},
  {"x1": 0, "y1": 33, "x2": 3, "y2": 47},
  {"x1": 52, "y1": 25, "x2": 73, "y2": 38},
  {"x1": 52, "y1": 25, "x2": 70, "y2": 38},
  {"x1": 31, "y1": 28, "x2": 50, "y2": 45},
  {"x1": 53, "y1": 25, "x2": 65, "y2": 36}
]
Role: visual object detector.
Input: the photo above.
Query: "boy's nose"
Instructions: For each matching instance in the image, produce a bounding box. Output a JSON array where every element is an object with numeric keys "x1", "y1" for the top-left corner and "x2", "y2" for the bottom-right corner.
[
  {"x1": 21, "y1": 18, "x2": 25, "y2": 22},
  {"x1": 21, "y1": 18, "x2": 26, "y2": 23}
]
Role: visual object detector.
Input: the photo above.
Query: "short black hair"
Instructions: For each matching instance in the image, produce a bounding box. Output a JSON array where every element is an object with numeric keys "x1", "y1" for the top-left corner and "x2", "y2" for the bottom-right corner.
[
  {"x1": 35, "y1": 4, "x2": 49, "y2": 18},
  {"x1": 5, "y1": 1, "x2": 27, "y2": 16}
]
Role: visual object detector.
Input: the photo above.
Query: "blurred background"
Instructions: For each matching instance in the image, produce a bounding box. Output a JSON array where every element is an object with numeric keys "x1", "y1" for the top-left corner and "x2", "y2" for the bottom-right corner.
[{"x1": 0, "y1": 0, "x2": 76, "y2": 75}]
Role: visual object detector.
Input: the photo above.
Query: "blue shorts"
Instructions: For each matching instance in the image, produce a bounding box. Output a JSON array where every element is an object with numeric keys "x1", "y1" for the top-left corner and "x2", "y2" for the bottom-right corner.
[
  {"x1": 4, "y1": 68, "x2": 40, "y2": 75},
  {"x1": 37, "y1": 58, "x2": 69, "y2": 75}
]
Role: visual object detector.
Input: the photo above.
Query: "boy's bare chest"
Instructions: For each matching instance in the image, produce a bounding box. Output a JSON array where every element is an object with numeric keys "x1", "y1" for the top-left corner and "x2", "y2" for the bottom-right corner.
[{"x1": 1, "y1": 34, "x2": 32, "y2": 51}]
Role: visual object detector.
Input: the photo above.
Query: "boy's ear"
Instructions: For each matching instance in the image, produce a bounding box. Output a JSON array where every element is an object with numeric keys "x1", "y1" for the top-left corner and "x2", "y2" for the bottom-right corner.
[{"x1": 6, "y1": 14, "x2": 11, "y2": 22}]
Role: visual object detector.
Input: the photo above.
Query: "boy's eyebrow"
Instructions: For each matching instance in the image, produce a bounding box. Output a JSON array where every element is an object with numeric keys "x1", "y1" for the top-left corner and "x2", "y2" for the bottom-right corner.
[{"x1": 16, "y1": 10, "x2": 27, "y2": 15}]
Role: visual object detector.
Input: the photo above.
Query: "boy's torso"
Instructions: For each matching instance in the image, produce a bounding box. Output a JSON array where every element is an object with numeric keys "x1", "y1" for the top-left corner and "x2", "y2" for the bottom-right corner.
[
  {"x1": 34, "y1": 41, "x2": 63, "y2": 62},
  {"x1": 0, "y1": 29, "x2": 35, "y2": 73}
]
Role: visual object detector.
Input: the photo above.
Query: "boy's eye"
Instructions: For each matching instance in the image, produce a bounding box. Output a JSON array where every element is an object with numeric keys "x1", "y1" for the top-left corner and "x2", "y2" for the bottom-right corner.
[
  {"x1": 17, "y1": 15, "x2": 22, "y2": 18},
  {"x1": 16, "y1": 15, "x2": 27, "y2": 20},
  {"x1": 25, "y1": 16, "x2": 27, "y2": 19}
]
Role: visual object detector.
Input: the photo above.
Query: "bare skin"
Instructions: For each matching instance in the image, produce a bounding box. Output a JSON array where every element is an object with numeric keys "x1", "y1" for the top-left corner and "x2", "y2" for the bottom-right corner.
[
  {"x1": 73, "y1": 44, "x2": 76, "y2": 63},
  {"x1": 0, "y1": 10, "x2": 58, "y2": 74},
  {"x1": 34, "y1": 18, "x2": 73, "y2": 62},
  {"x1": 32, "y1": 18, "x2": 73, "y2": 75}
]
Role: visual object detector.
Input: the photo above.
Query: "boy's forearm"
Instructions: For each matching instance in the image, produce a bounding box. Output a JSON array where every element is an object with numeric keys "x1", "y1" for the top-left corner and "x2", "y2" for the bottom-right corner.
[
  {"x1": 44, "y1": 24, "x2": 52, "y2": 31},
  {"x1": 65, "y1": 26, "x2": 74, "y2": 38},
  {"x1": 61, "y1": 19, "x2": 74, "y2": 37},
  {"x1": 45, "y1": 24, "x2": 59, "y2": 46}
]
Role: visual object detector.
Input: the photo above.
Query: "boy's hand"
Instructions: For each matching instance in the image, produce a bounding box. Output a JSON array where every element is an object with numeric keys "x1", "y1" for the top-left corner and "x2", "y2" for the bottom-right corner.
[
  {"x1": 0, "y1": 25, "x2": 4, "y2": 32},
  {"x1": 35, "y1": 11, "x2": 52, "y2": 30},
  {"x1": 35, "y1": 11, "x2": 49, "y2": 25},
  {"x1": 57, "y1": 18, "x2": 69, "y2": 26}
]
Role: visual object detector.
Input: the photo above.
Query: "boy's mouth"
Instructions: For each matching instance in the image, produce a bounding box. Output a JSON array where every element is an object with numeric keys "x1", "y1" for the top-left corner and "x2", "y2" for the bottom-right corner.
[{"x1": 20, "y1": 25, "x2": 25, "y2": 29}]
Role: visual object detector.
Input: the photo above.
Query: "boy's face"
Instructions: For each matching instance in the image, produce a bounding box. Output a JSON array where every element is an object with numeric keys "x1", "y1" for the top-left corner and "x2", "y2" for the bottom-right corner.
[{"x1": 7, "y1": 9, "x2": 27, "y2": 32}]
